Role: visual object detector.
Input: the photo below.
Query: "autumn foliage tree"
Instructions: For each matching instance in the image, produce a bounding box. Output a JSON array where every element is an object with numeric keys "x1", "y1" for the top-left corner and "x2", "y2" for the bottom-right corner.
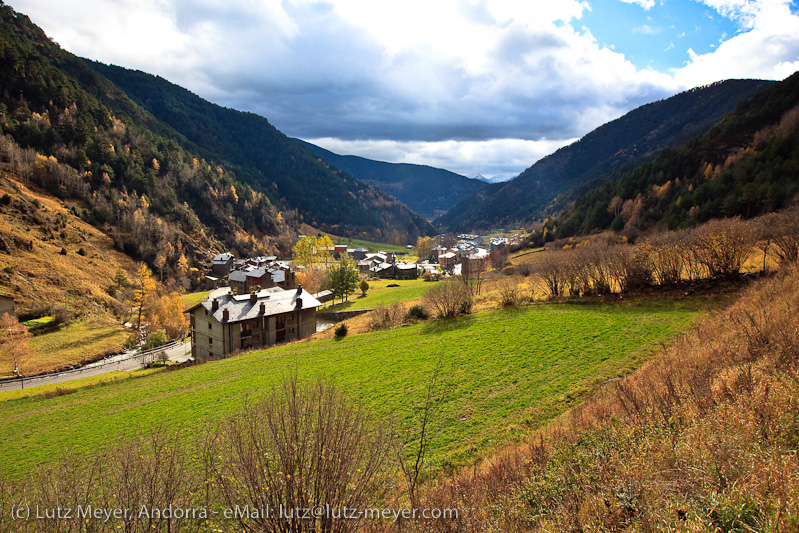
[
  {"x1": 0, "y1": 312, "x2": 32, "y2": 375},
  {"x1": 132, "y1": 263, "x2": 156, "y2": 332}
]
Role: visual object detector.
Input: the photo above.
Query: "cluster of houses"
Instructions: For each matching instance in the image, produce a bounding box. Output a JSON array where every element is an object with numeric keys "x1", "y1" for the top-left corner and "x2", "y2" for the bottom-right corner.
[
  {"x1": 210, "y1": 253, "x2": 296, "y2": 292},
  {"x1": 356, "y1": 252, "x2": 419, "y2": 280},
  {"x1": 190, "y1": 232, "x2": 516, "y2": 360}
]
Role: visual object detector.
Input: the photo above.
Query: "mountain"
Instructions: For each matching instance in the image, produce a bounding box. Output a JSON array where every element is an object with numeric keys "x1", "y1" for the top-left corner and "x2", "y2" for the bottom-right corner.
[
  {"x1": 473, "y1": 174, "x2": 512, "y2": 184},
  {"x1": 88, "y1": 63, "x2": 435, "y2": 243},
  {"x1": 543, "y1": 71, "x2": 799, "y2": 239},
  {"x1": 298, "y1": 140, "x2": 486, "y2": 219},
  {"x1": 435, "y1": 79, "x2": 775, "y2": 232}
]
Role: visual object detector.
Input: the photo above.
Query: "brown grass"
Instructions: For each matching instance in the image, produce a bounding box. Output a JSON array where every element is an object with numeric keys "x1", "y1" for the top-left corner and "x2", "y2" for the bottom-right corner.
[{"x1": 0, "y1": 174, "x2": 136, "y2": 316}]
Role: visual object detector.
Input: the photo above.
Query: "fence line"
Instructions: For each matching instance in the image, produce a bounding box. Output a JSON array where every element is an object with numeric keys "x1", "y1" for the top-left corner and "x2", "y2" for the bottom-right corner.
[{"x1": 0, "y1": 340, "x2": 184, "y2": 387}]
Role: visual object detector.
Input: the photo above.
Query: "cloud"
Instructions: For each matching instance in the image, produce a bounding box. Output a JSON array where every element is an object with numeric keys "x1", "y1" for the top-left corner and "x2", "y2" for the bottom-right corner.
[
  {"x1": 9, "y1": 0, "x2": 799, "y2": 180},
  {"x1": 619, "y1": 0, "x2": 656, "y2": 10},
  {"x1": 633, "y1": 24, "x2": 663, "y2": 34},
  {"x1": 307, "y1": 137, "x2": 577, "y2": 181}
]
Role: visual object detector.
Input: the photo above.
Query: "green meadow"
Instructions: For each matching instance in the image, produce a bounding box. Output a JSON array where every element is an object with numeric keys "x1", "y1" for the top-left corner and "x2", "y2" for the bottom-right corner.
[
  {"x1": 0, "y1": 296, "x2": 711, "y2": 480},
  {"x1": 325, "y1": 278, "x2": 431, "y2": 310}
]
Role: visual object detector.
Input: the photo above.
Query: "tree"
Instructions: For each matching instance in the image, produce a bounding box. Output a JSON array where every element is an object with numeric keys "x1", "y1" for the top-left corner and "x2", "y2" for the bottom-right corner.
[
  {"x1": 329, "y1": 259, "x2": 359, "y2": 303},
  {"x1": 317, "y1": 235, "x2": 334, "y2": 266},
  {"x1": 359, "y1": 279, "x2": 369, "y2": 295},
  {"x1": 416, "y1": 236, "x2": 434, "y2": 262},
  {"x1": 205, "y1": 376, "x2": 391, "y2": 533},
  {"x1": 133, "y1": 263, "x2": 156, "y2": 332},
  {"x1": 0, "y1": 313, "x2": 32, "y2": 375},
  {"x1": 292, "y1": 236, "x2": 317, "y2": 266},
  {"x1": 148, "y1": 293, "x2": 189, "y2": 340}
]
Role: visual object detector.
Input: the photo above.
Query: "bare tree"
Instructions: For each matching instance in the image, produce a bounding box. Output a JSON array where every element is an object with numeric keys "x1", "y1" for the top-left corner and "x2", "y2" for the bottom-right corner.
[
  {"x1": 535, "y1": 250, "x2": 568, "y2": 298},
  {"x1": 394, "y1": 359, "x2": 448, "y2": 509},
  {"x1": 691, "y1": 217, "x2": 755, "y2": 278},
  {"x1": 205, "y1": 376, "x2": 392, "y2": 533}
]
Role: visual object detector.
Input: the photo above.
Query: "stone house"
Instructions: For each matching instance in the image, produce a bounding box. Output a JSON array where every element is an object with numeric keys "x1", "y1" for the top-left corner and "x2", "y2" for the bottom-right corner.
[{"x1": 186, "y1": 286, "x2": 321, "y2": 361}]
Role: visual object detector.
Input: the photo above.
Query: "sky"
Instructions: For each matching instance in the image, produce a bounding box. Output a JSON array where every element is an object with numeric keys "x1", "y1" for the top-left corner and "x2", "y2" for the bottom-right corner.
[{"x1": 10, "y1": 0, "x2": 799, "y2": 181}]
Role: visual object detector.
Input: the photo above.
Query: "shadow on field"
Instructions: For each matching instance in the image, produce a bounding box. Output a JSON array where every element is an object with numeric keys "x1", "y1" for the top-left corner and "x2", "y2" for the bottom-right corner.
[{"x1": 419, "y1": 314, "x2": 476, "y2": 334}]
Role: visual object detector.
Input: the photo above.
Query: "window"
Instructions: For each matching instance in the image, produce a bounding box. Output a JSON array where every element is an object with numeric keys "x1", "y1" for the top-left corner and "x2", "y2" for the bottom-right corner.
[
  {"x1": 208, "y1": 321, "x2": 212, "y2": 330},
  {"x1": 241, "y1": 322, "x2": 252, "y2": 337}
]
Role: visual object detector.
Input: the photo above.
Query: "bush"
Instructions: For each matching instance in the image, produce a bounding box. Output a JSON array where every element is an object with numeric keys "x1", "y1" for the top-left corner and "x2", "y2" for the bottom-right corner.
[
  {"x1": 405, "y1": 304, "x2": 430, "y2": 321},
  {"x1": 359, "y1": 279, "x2": 369, "y2": 295},
  {"x1": 502, "y1": 265, "x2": 516, "y2": 276},
  {"x1": 496, "y1": 276, "x2": 521, "y2": 307},
  {"x1": 77, "y1": 247, "x2": 86, "y2": 256},
  {"x1": 142, "y1": 329, "x2": 169, "y2": 351},
  {"x1": 334, "y1": 323, "x2": 348, "y2": 338},
  {"x1": 424, "y1": 280, "x2": 473, "y2": 319},
  {"x1": 367, "y1": 303, "x2": 404, "y2": 331},
  {"x1": 206, "y1": 377, "x2": 391, "y2": 532}
]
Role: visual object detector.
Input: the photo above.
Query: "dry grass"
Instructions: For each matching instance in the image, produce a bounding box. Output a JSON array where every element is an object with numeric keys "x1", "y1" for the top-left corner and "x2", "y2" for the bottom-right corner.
[
  {"x1": 0, "y1": 175, "x2": 136, "y2": 316},
  {"x1": 405, "y1": 263, "x2": 799, "y2": 532}
]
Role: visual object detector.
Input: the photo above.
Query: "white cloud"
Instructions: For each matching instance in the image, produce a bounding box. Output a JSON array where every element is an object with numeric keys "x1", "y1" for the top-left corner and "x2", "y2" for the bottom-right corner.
[
  {"x1": 307, "y1": 137, "x2": 577, "y2": 181},
  {"x1": 675, "y1": 0, "x2": 799, "y2": 87},
  {"x1": 619, "y1": 0, "x2": 656, "y2": 10}
]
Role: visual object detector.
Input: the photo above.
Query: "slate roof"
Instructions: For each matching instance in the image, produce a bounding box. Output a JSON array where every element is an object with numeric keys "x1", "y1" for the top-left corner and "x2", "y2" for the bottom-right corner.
[
  {"x1": 212, "y1": 253, "x2": 234, "y2": 263},
  {"x1": 188, "y1": 287, "x2": 321, "y2": 324}
]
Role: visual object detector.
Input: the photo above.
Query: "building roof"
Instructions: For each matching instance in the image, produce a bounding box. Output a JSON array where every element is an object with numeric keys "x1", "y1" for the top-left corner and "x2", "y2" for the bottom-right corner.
[
  {"x1": 228, "y1": 270, "x2": 248, "y2": 283},
  {"x1": 395, "y1": 263, "x2": 417, "y2": 270},
  {"x1": 212, "y1": 252, "x2": 234, "y2": 263},
  {"x1": 439, "y1": 252, "x2": 457, "y2": 259},
  {"x1": 188, "y1": 287, "x2": 321, "y2": 324}
]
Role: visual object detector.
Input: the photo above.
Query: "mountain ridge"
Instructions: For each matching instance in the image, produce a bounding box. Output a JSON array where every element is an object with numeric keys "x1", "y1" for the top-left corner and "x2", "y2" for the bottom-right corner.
[
  {"x1": 435, "y1": 78, "x2": 775, "y2": 232},
  {"x1": 297, "y1": 140, "x2": 486, "y2": 219}
]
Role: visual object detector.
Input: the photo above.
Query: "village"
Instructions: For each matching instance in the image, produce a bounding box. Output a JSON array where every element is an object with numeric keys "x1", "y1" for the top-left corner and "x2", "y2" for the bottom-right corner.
[{"x1": 188, "y1": 232, "x2": 524, "y2": 361}]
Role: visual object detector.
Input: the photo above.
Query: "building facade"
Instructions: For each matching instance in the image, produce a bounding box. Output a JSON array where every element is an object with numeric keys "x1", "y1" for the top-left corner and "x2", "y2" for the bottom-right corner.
[{"x1": 186, "y1": 286, "x2": 321, "y2": 361}]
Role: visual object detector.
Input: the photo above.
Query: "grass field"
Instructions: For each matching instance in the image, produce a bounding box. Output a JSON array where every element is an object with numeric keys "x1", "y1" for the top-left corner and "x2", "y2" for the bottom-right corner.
[
  {"x1": 326, "y1": 279, "x2": 431, "y2": 311},
  {"x1": 182, "y1": 290, "x2": 211, "y2": 309},
  {"x1": 0, "y1": 314, "x2": 130, "y2": 378},
  {"x1": 0, "y1": 294, "x2": 714, "y2": 480}
]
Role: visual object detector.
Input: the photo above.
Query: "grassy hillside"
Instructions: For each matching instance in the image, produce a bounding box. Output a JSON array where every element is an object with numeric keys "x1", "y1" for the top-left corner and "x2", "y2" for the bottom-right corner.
[
  {"x1": 0, "y1": 295, "x2": 711, "y2": 480},
  {"x1": 0, "y1": 174, "x2": 135, "y2": 315},
  {"x1": 326, "y1": 279, "x2": 430, "y2": 311},
  {"x1": 411, "y1": 265, "x2": 799, "y2": 532},
  {"x1": 435, "y1": 79, "x2": 774, "y2": 232},
  {"x1": 300, "y1": 140, "x2": 486, "y2": 219}
]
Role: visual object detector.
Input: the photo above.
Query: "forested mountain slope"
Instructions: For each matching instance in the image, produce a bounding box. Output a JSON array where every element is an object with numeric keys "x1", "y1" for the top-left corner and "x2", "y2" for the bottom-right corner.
[
  {"x1": 435, "y1": 78, "x2": 774, "y2": 231},
  {"x1": 89, "y1": 63, "x2": 435, "y2": 242},
  {"x1": 299, "y1": 140, "x2": 486, "y2": 219},
  {"x1": 544, "y1": 71, "x2": 799, "y2": 239}
]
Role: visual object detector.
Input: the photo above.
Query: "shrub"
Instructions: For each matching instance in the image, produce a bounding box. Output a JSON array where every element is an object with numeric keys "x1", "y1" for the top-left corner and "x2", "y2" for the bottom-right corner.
[
  {"x1": 424, "y1": 280, "x2": 473, "y2": 319},
  {"x1": 142, "y1": 329, "x2": 169, "y2": 351},
  {"x1": 367, "y1": 302, "x2": 404, "y2": 331},
  {"x1": 205, "y1": 377, "x2": 392, "y2": 533},
  {"x1": 502, "y1": 265, "x2": 516, "y2": 276},
  {"x1": 496, "y1": 276, "x2": 521, "y2": 307},
  {"x1": 405, "y1": 304, "x2": 430, "y2": 321},
  {"x1": 77, "y1": 247, "x2": 86, "y2": 256},
  {"x1": 334, "y1": 323, "x2": 348, "y2": 338},
  {"x1": 59, "y1": 247, "x2": 67, "y2": 255},
  {"x1": 359, "y1": 279, "x2": 369, "y2": 295}
]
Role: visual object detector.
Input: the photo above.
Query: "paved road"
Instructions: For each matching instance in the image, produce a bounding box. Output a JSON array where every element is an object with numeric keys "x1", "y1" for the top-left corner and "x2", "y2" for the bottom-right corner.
[{"x1": 0, "y1": 341, "x2": 192, "y2": 393}]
